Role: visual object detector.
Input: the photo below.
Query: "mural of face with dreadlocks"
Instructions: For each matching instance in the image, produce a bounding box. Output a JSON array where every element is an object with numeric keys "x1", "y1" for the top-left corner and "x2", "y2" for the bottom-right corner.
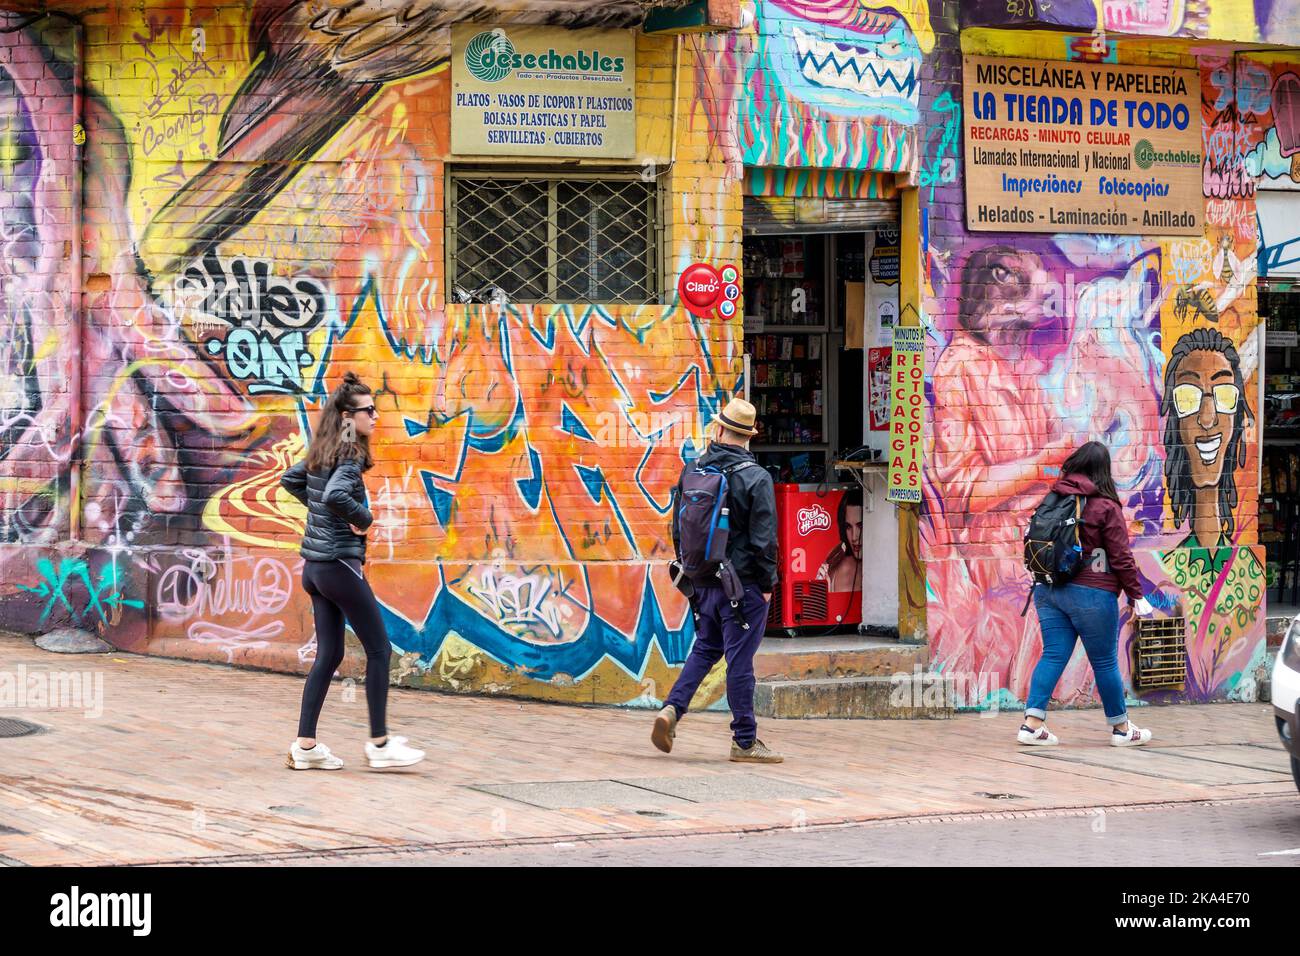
[{"x1": 1161, "y1": 327, "x2": 1251, "y2": 551}]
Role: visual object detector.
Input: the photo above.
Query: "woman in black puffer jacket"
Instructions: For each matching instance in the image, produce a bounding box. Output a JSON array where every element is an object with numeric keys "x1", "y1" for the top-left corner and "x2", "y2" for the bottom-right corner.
[{"x1": 280, "y1": 372, "x2": 424, "y2": 771}]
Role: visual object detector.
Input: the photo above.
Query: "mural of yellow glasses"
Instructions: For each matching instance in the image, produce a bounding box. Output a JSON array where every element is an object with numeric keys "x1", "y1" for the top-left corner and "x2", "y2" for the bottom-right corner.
[{"x1": 1172, "y1": 382, "x2": 1240, "y2": 418}]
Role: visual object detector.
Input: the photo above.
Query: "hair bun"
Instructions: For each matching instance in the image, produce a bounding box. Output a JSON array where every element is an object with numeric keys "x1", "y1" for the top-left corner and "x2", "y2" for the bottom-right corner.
[{"x1": 342, "y1": 371, "x2": 360, "y2": 385}]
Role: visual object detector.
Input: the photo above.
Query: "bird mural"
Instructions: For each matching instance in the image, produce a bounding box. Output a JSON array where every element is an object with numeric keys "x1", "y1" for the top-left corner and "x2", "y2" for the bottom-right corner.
[
  {"x1": 0, "y1": 13, "x2": 254, "y2": 598},
  {"x1": 140, "y1": 0, "x2": 651, "y2": 278}
]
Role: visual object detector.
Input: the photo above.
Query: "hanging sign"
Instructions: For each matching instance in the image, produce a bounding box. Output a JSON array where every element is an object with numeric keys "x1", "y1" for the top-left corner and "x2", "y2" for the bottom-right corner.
[{"x1": 886, "y1": 326, "x2": 924, "y2": 503}]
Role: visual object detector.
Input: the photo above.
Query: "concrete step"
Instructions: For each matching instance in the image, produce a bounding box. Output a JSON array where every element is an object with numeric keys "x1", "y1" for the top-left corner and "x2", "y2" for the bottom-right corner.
[
  {"x1": 754, "y1": 673, "x2": 956, "y2": 720},
  {"x1": 754, "y1": 634, "x2": 926, "y2": 682}
]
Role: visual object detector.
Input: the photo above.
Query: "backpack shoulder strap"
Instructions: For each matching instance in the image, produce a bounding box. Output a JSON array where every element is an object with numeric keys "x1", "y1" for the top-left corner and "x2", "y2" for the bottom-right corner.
[{"x1": 722, "y1": 461, "x2": 754, "y2": 476}]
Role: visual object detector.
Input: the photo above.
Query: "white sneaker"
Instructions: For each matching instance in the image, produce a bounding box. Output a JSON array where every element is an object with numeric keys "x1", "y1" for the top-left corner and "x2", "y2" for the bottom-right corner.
[
  {"x1": 286, "y1": 741, "x2": 344, "y2": 770},
  {"x1": 365, "y1": 735, "x2": 425, "y2": 769},
  {"x1": 1111, "y1": 723, "x2": 1153, "y2": 747},
  {"x1": 1017, "y1": 724, "x2": 1059, "y2": 746}
]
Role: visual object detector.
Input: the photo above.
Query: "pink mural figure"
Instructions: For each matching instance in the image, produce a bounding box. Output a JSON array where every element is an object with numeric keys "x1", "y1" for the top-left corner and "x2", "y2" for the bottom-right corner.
[
  {"x1": 925, "y1": 240, "x2": 1166, "y2": 707},
  {"x1": 930, "y1": 247, "x2": 1075, "y2": 553}
]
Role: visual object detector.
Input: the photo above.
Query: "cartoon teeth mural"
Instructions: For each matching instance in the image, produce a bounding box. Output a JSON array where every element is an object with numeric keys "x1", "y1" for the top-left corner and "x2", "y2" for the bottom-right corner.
[
  {"x1": 715, "y1": 0, "x2": 934, "y2": 172},
  {"x1": 783, "y1": 14, "x2": 922, "y2": 121}
]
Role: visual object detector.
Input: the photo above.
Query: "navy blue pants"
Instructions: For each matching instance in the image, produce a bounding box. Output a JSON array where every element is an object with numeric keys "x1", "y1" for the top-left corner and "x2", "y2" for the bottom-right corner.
[{"x1": 665, "y1": 584, "x2": 770, "y2": 746}]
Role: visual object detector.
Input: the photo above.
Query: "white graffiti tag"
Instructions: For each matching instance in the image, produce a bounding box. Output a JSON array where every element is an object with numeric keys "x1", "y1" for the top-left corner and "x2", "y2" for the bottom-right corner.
[{"x1": 468, "y1": 569, "x2": 570, "y2": 641}]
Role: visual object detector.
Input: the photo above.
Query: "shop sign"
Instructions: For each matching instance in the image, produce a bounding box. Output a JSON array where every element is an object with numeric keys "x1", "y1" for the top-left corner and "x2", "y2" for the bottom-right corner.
[
  {"x1": 886, "y1": 326, "x2": 924, "y2": 504},
  {"x1": 868, "y1": 347, "x2": 892, "y2": 431},
  {"x1": 963, "y1": 56, "x2": 1202, "y2": 236},
  {"x1": 868, "y1": 225, "x2": 899, "y2": 285},
  {"x1": 451, "y1": 25, "x2": 635, "y2": 158},
  {"x1": 1268, "y1": 330, "x2": 1299, "y2": 347},
  {"x1": 678, "y1": 263, "x2": 740, "y2": 318}
]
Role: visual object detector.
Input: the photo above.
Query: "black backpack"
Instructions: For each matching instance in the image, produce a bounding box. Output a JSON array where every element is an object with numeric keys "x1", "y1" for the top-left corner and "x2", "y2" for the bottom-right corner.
[
  {"x1": 1021, "y1": 492, "x2": 1086, "y2": 615},
  {"x1": 669, "y1": 460, "x2": 755, "y2": 628}
]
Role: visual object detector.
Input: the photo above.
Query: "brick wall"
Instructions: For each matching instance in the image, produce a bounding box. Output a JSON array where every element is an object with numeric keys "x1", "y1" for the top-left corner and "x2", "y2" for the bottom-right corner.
[
  {"x1": 920, "y1": 17, "x2": 1274, "y2": 708},
  {"x1": 0, "y1": 3, "x2": 746, "y2": 708}
]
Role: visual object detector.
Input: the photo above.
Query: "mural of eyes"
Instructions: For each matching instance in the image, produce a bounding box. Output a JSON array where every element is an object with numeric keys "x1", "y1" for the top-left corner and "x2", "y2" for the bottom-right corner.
[
  {"x1": 761, "y1": 0, "x2": 931, "y2": 122},
  {"x1": 1171, "y1": 382, "x2": 1240, "y2": 419},
  {"x1": 958, "y1": 247, "x2": 1051, "y2": 330}
]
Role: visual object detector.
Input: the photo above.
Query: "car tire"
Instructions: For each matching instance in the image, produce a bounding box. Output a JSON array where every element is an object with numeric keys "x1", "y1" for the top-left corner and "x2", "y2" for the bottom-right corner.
[{"x1": 1293, "y1": 756, "x2": 1300, "y2": 795}]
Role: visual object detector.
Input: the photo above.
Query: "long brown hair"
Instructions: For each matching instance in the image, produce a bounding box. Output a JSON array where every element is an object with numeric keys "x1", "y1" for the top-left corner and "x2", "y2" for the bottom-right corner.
[
  {"x1": 1061, "y1": 440, "x2": 1120, "y2": 504},
  {"x1": 305, "y1": 371, "x2": 374, "y2": 472}
]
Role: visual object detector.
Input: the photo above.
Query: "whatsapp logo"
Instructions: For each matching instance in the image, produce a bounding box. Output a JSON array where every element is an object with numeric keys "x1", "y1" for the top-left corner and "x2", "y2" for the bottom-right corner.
[
  {"x1": 465, "y1": 30, "x2": 515, "y2": 83},
  {"x1": 1134, "y1": 139, "x2": 1155, "y2": 170}
]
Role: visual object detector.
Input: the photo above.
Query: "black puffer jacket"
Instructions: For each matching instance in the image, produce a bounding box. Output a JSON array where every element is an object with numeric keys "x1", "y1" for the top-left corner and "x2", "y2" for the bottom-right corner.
[
  {"x1": 281, "y1": 458, "x2": 373, "y2": 562},
  {"x1": 671, "y1": 441, "x2": 778, "y2": 591}
]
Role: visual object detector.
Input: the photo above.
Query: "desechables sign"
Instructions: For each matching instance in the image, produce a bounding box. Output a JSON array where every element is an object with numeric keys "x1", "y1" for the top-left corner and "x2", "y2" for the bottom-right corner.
[
  {"x1": 678, "y1": 264, "x2": 740, "y2": 318},
  {"x1": 451, "y1": 24, "x2": 636, "y2": 159}
]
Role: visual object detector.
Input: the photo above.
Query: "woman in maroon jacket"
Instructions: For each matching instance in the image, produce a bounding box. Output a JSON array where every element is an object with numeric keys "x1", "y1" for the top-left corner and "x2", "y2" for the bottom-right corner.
[{"x1": 1020, "y1": 441, "x2": 1156, "y2": 748}]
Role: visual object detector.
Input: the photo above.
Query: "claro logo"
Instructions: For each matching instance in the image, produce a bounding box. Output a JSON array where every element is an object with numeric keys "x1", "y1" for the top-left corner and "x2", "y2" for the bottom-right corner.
[
  {"x1": 465, "y1": 29, "x2": 626, "y2": 83},
  {"x1": 796, "y1": 505, "x2": 831, "y2": 536}
]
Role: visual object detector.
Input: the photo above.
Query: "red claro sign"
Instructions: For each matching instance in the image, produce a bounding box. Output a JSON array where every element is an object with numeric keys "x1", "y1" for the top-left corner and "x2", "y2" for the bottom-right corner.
[{"x1": 677, "y1": 263, "x2": 739, "y2": 318}]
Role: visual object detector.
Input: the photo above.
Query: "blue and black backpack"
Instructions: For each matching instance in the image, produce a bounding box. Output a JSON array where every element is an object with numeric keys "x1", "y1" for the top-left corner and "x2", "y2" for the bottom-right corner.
[{"x1": 670, "y1": 460, "x2": 754, "y2": 626}]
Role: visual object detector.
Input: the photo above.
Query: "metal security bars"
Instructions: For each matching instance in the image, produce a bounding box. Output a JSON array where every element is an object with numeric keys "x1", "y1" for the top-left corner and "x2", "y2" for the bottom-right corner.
[
  {"x1": 448, "y1": 171, "x2": 659, "y2": 305},
  {"x1": 1132, "y1": 616, "x2": 1188, "y2": 689}
]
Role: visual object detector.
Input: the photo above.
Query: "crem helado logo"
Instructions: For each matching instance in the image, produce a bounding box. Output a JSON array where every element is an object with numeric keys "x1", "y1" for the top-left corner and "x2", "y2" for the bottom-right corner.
[{"x1": 797, "y1": 505, "x2": 831, "y2": 536}]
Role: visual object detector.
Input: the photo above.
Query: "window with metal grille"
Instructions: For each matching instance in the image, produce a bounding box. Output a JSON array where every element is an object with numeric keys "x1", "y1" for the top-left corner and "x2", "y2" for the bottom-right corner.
[{"x1": 448, "y1": 171, "x2": 659, "y2": 305}]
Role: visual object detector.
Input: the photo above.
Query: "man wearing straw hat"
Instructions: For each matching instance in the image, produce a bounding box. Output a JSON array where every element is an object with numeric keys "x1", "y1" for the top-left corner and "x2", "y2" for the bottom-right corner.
[{"x1": 653, "y1": 398, "x2": 782, "y2": 763}]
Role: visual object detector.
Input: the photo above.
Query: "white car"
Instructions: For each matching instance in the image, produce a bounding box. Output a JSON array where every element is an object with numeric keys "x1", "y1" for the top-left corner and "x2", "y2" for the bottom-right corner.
[{"x1": 1272, "y1": 613, "x2": 1300, "y2": 794}]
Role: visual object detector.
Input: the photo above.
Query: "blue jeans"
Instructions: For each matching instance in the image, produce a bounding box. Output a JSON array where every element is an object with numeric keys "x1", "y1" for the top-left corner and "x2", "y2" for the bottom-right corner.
[
  {"x1": 665, "y1": 584, "x2": 770, "y2": 747},
  {"x1": 1026, "y1": 583, "x2": 1128, "y2": 725}
]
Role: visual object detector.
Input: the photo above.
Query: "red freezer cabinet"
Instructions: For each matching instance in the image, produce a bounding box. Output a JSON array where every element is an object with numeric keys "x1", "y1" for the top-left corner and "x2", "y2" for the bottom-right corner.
[{"x1": 769, "y1": 483, "x2": 864, "y2": 634}]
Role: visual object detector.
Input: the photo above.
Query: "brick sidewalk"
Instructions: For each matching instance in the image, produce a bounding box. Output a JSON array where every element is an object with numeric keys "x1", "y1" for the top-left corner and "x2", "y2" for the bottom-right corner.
[{"x1": 0, "y1": 634, "x2": 1293, "y2": 866}]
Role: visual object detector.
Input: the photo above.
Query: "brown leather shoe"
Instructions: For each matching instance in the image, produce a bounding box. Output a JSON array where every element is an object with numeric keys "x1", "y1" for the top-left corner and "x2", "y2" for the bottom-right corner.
[{"x1": 651, "y1": 705, "x2": 678, "y2": 753}]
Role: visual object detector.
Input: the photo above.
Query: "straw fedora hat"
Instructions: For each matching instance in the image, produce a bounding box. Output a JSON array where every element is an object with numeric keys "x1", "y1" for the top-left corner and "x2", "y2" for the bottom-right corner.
[{"x1": 712, "y1": 397, "x2": 759, "y2": 439}]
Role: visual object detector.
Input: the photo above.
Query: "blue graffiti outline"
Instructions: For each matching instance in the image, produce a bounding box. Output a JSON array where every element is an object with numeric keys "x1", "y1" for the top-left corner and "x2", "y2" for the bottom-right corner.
[{"x1": 380, "y1": 563, "x2": 692, "y2": 681}]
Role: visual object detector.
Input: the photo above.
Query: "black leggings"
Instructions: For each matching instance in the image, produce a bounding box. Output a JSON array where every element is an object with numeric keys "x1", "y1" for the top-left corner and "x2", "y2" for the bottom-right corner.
[{"x1": 297, "y1": 558, "x2": 391, "y2": 739}]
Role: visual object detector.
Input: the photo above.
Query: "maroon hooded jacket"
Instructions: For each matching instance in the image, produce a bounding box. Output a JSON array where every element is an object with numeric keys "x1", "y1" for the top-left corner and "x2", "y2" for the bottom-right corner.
[{"x1": 1051, "y1": 474, "x2": 1143, "y2": 602}]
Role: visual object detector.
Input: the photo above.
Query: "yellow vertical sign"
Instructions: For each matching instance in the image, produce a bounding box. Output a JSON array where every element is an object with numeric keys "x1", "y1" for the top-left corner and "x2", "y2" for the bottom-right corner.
[{"x1": 886, "y1": 324, "x2": 924, "y2": 503}]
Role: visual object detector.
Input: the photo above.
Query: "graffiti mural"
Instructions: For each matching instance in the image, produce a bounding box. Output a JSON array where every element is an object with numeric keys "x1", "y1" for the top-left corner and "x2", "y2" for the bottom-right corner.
[
  {"x1": 0, "y1": 2, "x2": 743, "y2": 709},
  {"x1": 921, "y1": 24, "x2": 1268, "y2": 709},
  {"x1": 1, "y1": 0, "x2": 1293, "y2": 714},
  {"x1": 705, "y1": 0, "x2": 933, "y2": 173}
]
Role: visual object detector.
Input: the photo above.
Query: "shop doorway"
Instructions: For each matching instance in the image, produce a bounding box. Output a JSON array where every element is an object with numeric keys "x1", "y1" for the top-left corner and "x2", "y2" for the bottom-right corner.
[
  {"x1": 1259, "y1": 282, "x2": 1300, "y2": 616},
  {"x1": 739, "y1": 221, "x2": 899, "y2": 637}
]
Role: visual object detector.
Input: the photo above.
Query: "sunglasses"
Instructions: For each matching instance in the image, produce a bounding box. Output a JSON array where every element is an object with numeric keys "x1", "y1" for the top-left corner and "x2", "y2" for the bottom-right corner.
[
  {"x1": 1172, "y1": 383, "x2": 1239, "y2": 419},
  {"x1": 348, "y1": 404, "x2": 378, "y2": 417}
]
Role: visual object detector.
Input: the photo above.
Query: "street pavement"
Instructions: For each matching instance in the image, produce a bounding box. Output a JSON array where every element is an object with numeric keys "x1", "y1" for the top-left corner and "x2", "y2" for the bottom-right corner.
[
  {"x1": 231, "y1": 795, "x2": 1300, "y2": 866},
  {"x1": 0, "y1": 632, "x2": 1295, "y2": 866}
]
